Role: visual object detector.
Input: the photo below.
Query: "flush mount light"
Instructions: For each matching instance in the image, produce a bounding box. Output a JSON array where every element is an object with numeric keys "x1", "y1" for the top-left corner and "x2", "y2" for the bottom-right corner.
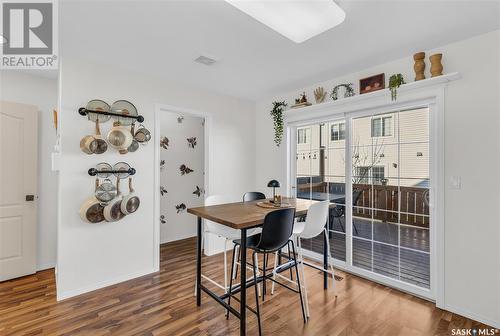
[{"x1": 225, "y1": 0, "x2": 345, "y2": 43}]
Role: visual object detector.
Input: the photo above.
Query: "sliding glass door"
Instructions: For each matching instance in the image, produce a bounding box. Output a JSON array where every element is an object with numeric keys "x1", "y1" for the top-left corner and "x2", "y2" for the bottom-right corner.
[{"x1": 293, "y1": 106, "x2": 432, "y2": 296}]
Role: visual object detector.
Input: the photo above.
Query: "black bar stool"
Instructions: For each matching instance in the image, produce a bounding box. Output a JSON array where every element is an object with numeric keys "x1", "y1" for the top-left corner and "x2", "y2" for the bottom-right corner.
[{"x1": 228, "y1": 208, "x2": 307, "y2": 335}]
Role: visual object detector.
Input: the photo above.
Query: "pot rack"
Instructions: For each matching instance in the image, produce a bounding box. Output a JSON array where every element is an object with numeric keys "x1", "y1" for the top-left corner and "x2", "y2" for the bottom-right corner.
[
  {"x1": 78, "y1": 107, "x2": 145, "y2": 123},
  {"x1": 88, "y1": 167, "x2": 136, "y2": 177}
]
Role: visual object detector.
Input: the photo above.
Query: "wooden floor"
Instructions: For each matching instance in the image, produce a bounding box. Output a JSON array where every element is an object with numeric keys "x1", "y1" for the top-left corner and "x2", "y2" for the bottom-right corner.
[{"x1": 0, "y1": 238, "x2": 492, "y2": 336}]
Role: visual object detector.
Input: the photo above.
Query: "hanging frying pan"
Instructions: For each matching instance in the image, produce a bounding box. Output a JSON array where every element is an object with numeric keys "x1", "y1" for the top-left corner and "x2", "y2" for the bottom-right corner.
[
  {"x1": 103, "y1": 177, "x2": 126, "y2": 222},
  {"x1": 95, "y1": 178, "x2": 117, "y2": 203},
  {"x1": 86, "y1": 99, "x2": 111, "y2": 123},
  {"x1": 79, "y1": 178, "x2": 105, "y2": 223},
  {"x1": 121, "y1": 177, "x2": 140, "y2": 215},
  {"x1": 107, "y1": 121, "x2": 133, "y2": 153},
  {"x1": 110, "y1": 100, "x2": 138, "y2": 126},
  {"x1": 80, "y1": 120, "x2": 108, "y2": 154},
  {"x1": 134, "y1": 124, "x2": 151, "y2": 143}
]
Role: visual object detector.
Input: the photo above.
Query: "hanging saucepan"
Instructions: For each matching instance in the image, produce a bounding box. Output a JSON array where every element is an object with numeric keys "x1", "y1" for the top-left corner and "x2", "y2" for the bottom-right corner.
[
  {"x1": 121, "y1": 177, "x2": 140, "y2": 215},
  {"x1": 86, "y1": 99, "x2": 111, "y2": 123},
  {"x1": 103, "y1": 177, "x2": 126, "y2": 222},
  {"x1": 127, "y1": 124, "x2": 139, "y2": 152},
  {"x1": 95, "y1": 178, "x2": 117, "y2": 203},
  {"x1": 107, "y1": 121, "x2": 133, "y2": 154},
  {"x1": 134, "y1": 124, "x2": 151, "y2": 143},
  {"x1": 110, "y1": 100, "x2": 138, "y2": 126},
  {"x1": 80, "y1": 120, "x2": 108, "y2": 154},
  {"x1": 79, "y1": 178, "x2": 105, "y2": 223}
]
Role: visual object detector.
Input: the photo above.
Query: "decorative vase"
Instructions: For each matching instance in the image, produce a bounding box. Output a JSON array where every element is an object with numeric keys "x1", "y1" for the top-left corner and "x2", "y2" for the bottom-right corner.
[
  {"x1": 429, "y1": 53, "x2": 443, "y2": 77},
  {"x1": 413, "y1": 52, "x2": 426, "y2": 81}
]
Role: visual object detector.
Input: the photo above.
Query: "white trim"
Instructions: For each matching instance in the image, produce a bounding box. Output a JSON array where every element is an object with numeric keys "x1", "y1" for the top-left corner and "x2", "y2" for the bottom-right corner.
[
  {"x1": 444, "y1": 304, "x2": 500, "y2": 329},
  {"x1": 37, "y1": 262, "x2": 56, "y2": 271},
  {"x1": 154, "y1": 104, "x2": 213, "y2": 265},
  {"x1": 56, "y1": 268, "x2": 155, "y2": 301}
]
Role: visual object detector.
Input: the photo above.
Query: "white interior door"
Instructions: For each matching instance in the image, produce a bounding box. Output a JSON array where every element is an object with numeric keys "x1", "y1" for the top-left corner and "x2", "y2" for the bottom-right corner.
[{"x1": 0, "y1": 101, "x2": 38, "y2": 281}]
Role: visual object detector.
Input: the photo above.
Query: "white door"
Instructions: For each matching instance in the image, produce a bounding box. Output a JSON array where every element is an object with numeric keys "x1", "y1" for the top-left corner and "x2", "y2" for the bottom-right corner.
[{"x1": 0, "y1": 101, "x2": 38, "y2": 281}]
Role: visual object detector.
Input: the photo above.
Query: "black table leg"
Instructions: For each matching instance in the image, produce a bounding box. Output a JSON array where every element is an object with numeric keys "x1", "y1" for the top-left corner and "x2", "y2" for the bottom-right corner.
[
  {"x1": 196, "y1": 216, "x2": 202, "y2": 306},
  {"x1": 323, "y1": 228, "x2": 328, "y2": 289},
  {"x1": 240, "y1": 228, "x2": 247, "y2": 336}
]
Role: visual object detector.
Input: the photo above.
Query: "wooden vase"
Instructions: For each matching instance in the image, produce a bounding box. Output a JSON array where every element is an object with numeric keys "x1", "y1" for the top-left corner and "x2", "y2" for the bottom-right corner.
[
  {"x1": 430, "y1": 53, "x2": 443, "y2": 77},
  {"x1": 413, "y1": 52, "x2": 426, "y2": 81}
]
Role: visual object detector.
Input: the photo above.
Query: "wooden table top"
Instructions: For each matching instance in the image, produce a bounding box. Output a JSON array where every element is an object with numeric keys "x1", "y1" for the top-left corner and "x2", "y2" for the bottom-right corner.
[{"x1": 187, "y1": 198, "x2": 318, "y2": 229}]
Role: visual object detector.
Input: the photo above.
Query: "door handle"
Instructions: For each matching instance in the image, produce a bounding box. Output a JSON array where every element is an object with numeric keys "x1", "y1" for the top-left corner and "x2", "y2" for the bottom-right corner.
[{"x1": 25, "y1": 195, "x2": 36, "y2": 201}]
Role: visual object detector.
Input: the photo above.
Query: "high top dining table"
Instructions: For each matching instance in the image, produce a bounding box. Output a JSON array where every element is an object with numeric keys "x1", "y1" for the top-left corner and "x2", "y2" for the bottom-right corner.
[{"x1": 187, "y1": 197, "x2": 330, "y2": 336}]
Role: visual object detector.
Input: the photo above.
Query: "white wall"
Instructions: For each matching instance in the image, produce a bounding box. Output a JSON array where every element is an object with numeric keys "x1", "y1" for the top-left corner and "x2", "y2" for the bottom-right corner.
[
  {"x1": 0, "y1": 71, "x2": 58, "y2": 271},
  {"x1": 255, "y1": 31, "x2": 500, "y2": 327},
  {"x1": 57, "y1": 56, "x2": 255, "y2": 299},
  {"x1": 159, "y1": 112, "x2": 204, "y2": 243}
]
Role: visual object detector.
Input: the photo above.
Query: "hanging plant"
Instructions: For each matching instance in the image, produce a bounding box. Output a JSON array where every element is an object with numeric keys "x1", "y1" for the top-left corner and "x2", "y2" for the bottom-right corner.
[
  {"x1": 270, "y1": 101, "x2": 287, "y2": 146},
  {"x1": 388, "y1": 74, "x2": 406, "y2": 101},
  {"x1": 331, "y1": 83, "x2": 355, "y2": 100}
]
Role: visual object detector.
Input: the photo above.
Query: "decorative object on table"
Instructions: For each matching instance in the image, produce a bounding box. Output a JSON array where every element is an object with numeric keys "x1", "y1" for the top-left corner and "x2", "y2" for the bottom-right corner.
[
  {"x1": 107, "y1": 121, "x2": 134, "y2": 154},
  {"x1": 177, "y1": 115, "x2": 184, "y2": 123},
  {"x1": 175, "y1": 203, "x2": 187, "y2": 213},
  {"x1": 79, "y1": 178, "x2": 105, "y2": 224},
  {"x1": 192, "y1": 186, "x2": 204, "y2": 197},
  {"x1": 256, "y1": 199, "x2": 292, "y2": 209},
  {"x1": 134, "y1": 124, "x2": 151, "y2": 143},
  {"x1": 429, "y1": 53, "x2": 443, "y2": 77},
  {"x1": 160, "y1": 186, "x2": 168, "y2": 196},
  {"x1": 160, "y1": 215, "x2": 166, "y2": 224},
  {"x1": 120, "y1": 177, "x2": 140, "y2": 215},
  {"x1": 291, "y1": 92, "x2": 312, "y2": 108},
  {"x1": 313, "y1": 87, "x2": 327, "y2": 103},
  {"x1": 331, "y1": 83, "x2": 355, "y2": 100},
  {"x1": 413, "y1": 52, "x2": 426, "y2": 81},
  {"x1": 187, "y1": 137, "x2": 197, "y2": 148},
  {"x1": 267, "y1": 179, "x2": 280, "y2": 202},
  {"x1": 388, "y1": 73, "x2": 406, "y2": 101},
  {"x1": 270, "y1": 101, "x2": 287, "y2": 146},
  {"x1": 179, "y1": 164, "x2": 193, "y2": 175},
  {"x1": 359, "y1": 73, "x2": 385, "y2": 94},
  {"x1": 160, "y1": 136, "x2": 169, "y2": 149}
]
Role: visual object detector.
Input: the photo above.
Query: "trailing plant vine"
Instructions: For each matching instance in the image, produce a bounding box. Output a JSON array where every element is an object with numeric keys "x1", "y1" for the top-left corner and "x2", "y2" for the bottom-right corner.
[
  {"x1": 388, "y1": 74, "x2": 406, "y2": 101},
  {"x1": 270, "y1": 101, "x2": 287, "y2": 146}
]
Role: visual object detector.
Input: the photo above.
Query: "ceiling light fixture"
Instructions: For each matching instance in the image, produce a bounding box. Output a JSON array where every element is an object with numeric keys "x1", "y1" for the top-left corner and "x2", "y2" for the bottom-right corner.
[{"x1": 225, "y1": 0, "x2": 345, "y2": 43}]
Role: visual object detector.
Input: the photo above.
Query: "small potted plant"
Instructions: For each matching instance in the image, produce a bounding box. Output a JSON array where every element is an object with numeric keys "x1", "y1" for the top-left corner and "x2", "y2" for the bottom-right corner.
[{"x1": 388, "y1": 74, "x2": 406, "y2": 101}]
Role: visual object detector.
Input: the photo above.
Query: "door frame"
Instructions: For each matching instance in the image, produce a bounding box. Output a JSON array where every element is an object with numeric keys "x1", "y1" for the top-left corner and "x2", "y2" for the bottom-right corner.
[
  {"x1": 284, "y1": 85, "x2": 446, "y2": 307},
  {"x1": 153, "y1": 104, "x2": 212, "y2": 271}
]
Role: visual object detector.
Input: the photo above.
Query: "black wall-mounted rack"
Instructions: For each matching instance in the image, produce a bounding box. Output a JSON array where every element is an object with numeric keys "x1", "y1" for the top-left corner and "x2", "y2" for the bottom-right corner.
[
  {"x1": 88, "y1": 168, "x2": 136, "y2": 177},
  {"x1": 78, "y1": 107, "x2": 145, "y2": 123}
]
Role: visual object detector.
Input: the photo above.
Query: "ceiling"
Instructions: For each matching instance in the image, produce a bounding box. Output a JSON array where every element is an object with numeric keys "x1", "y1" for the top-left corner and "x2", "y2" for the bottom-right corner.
[{"x1": 60, "y1": 0, "x2": 500, "y2": 101}]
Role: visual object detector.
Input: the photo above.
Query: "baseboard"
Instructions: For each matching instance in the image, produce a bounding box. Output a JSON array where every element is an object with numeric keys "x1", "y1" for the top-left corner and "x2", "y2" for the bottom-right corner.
[
  {"x1": 56, "y1": 268, "x2": 157, "y2": 301},
  {"x1": 444, "y1": 304, "x2": 500, "y2": 329},
  {"x1": 37, "y1": 262, "x2": 56, "y2": 271}
]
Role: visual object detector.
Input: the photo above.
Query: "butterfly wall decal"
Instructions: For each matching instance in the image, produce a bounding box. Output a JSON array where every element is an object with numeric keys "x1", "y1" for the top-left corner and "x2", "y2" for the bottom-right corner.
[
  {"x1": 192, "y1": 186, "x2": 204, "y2": 197},
  {"x1": 160, "y1": 137, "x2": 169, "y2": 149},
  {"x1": 160, "y1": 160, "x2": 166, "y2": 170},
  {"x1": 160, "y1": 186, "x2": 168, "y2": 196},
  {"x1": 187, "y1": 137, "x2": 197, "y2": 148},
  {"x1": 160, "y1": 215, "x2": 166, "y2": 224},
  {"x1": 175, "y1": 203, "x2": 187, "y2": 213},
  {"x1": 180, "y1": 164, "x2": 193, "y2": 175}
]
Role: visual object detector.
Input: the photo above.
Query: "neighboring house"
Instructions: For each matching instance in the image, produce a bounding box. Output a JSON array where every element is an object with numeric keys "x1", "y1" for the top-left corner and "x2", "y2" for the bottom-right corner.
[{"x1": 296, "y1": 107, "x2": 429, "y2": 188}]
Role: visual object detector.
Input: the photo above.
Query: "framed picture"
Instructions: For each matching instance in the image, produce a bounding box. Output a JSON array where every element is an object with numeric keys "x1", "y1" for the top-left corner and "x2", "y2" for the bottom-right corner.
[{"x1": 359, "y1": 73, "x2": 385, "y2": 94}]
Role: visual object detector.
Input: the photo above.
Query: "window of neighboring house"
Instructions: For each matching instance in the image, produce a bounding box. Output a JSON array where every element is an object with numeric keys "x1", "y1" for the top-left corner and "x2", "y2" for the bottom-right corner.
[
  {"x1": 355, "y1": 166, "x2": 385, "y2": 185},
  {"x1": 297, "y1": 128, "x2": 310, "y2": 144},
  {"x1": 371, "y1": 116, "x2": 392, "y2": 137},
  {"x1": 331, "y1": 122, "x2": 346, "y2": 141}
]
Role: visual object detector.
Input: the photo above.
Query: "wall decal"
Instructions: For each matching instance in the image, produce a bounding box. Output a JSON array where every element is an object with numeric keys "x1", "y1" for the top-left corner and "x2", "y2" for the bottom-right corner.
[
  {"x1": 160, "y1": 160, "x2": 165, "y2": 170},
  {"x1": 177, "y1": 116, "x2": 184, "y2": 123},
  {"x1": 160, "y1": 137, "x2": 170, "y2": 149},
  {"x1": 180, "y1": 164, "x2": 193, "y2": 175},
  {"x1": 175, "y1": 203, "x2": 186, "y2": 213},
  {"x1": 193, "y1": 186, "x2": 204, "y2": 197},
  {"x1": 201, "y1": 118, "x2": 205, "y2": 126},
  {"x1": 187, "y1": 137, "x2": 197, "y2": 148},
  {"x1": 160, "y1": 215, "x2": 166, "y2": 224},
  {"x1": 160, "y1": 186, "x2": 168, "y2": 196}
]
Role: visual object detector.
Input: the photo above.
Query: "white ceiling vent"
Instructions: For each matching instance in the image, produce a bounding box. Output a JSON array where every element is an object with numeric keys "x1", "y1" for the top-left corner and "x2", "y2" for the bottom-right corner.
[{"x1": 194, "y1": 55, "x2": 218, "y2": 66}]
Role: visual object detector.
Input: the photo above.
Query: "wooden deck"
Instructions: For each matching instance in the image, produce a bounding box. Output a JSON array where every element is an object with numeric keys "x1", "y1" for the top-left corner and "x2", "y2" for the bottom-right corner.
[{"x1": 300, "y1": 217, "x2": 431, "y2": 288}]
